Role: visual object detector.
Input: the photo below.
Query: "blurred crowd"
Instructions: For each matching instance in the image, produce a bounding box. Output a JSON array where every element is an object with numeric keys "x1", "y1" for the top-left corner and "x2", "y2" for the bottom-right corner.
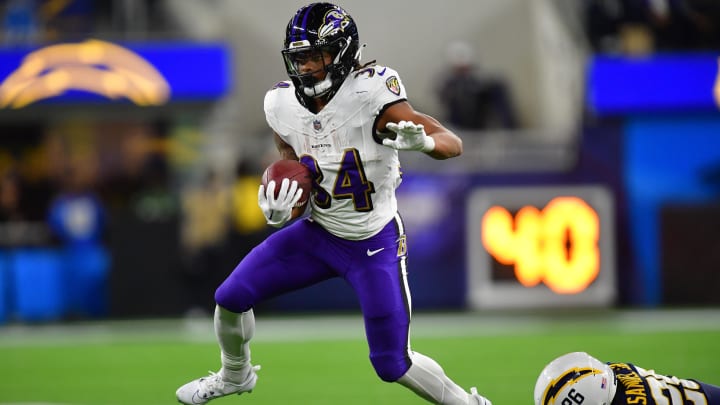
[
  {"x1": 0, "y1": 123, "x2": 272, "y2": 317},
  {"x1": 1, "y1": 0, "x2": 170, "y2": 44},
  {"x1": 584, "y1": 0, "x2": 720, "y2": 54}
]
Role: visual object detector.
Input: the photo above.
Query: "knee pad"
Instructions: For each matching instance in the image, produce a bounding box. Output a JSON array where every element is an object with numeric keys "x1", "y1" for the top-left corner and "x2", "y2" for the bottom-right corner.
[{"x1": 370, "y1": 351, "x2": 412, "y2": 382}]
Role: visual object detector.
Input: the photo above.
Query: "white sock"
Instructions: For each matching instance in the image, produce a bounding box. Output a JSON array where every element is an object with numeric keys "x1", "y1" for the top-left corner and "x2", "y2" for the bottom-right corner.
[
  {"x1": 214, "y1": 305, "x2": 255, "y2": 383},
  {"x1": 396, "y1": 351, "x2": 471, "y2": 405}
]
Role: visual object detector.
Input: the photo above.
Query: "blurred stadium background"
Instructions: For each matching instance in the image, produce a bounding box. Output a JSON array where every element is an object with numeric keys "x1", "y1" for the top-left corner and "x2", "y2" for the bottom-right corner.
[{"x1": 0, "y1": 0, "x2": 719, "y2": 404}]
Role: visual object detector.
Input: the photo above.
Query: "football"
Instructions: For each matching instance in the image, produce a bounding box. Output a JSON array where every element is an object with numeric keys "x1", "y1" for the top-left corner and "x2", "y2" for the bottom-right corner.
[{"x1": 261, "y1": 159, "x2": 313, "y2": 208}]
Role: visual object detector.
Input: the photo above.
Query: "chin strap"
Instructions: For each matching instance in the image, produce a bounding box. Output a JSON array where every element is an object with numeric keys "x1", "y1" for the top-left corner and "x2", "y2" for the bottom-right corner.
[{"x1": 303, "y1": 73, "x2": 333, "y2": 97}]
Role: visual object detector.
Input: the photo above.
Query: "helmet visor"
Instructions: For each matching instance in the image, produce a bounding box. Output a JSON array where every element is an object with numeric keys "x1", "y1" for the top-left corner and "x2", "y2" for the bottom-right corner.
[{"x1": 282, "y1": 47, "x2": 330, "y2": 77}]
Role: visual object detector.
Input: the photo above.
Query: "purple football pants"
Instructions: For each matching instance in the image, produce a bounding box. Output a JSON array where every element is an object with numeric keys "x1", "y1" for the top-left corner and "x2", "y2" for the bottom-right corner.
[{"x1": 215, "y1": 214, "x2": 412, "y2": 382}]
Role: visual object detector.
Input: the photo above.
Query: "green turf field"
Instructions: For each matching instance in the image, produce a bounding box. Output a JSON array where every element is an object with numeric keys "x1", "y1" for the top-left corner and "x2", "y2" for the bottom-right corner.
[{"x1": 1, "y1": 309, "x2": 719, "y2": 404}]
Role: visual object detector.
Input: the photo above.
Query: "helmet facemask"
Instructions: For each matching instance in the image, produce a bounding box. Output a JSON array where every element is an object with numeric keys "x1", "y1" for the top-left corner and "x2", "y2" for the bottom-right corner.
[{"x1": 282, "y1": 35, "x2": 358, "y2": 101}]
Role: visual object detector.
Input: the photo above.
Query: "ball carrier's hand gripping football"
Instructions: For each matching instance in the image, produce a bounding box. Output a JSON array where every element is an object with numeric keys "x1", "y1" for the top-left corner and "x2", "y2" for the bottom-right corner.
[
  {"x1": 382, "y1": 120, "x2": 435, "y2": 153},
  {"x1": 258, "y1": 178, "x2": 303, "y2": 228}
]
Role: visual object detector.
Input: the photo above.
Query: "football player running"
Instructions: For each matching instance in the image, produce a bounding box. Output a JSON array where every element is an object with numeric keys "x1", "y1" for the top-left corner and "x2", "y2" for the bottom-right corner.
[
  {"x1": 176, "y1": 3, "x2": 491, "y2": 404},
  {"x1": 534, "y1": 352, "x2": 720, "y2": 405}
]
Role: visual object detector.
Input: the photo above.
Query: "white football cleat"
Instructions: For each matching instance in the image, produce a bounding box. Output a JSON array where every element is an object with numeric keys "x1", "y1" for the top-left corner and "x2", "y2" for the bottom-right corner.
[
  {"x1": 176, "y1": 365, "x2": 260, "y2": 404},
  {"x1": 470, "y1": 387, "x2": 492, "y2": 405}
]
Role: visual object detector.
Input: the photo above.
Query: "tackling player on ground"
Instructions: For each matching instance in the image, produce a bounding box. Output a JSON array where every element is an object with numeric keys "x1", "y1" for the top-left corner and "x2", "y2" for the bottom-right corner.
[
  {"x1": 176, "y1": 2, "x2": 491, "y2": 405},
  {"x1": 535, "y1": 352, "x2": 720, "y2": 405}
]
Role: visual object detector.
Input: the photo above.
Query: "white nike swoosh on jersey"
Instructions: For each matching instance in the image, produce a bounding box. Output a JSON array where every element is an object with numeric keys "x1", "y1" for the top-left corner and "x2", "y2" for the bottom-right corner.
[{"x1": 366, "y1": 248, "x2": 385, "y2": 256}]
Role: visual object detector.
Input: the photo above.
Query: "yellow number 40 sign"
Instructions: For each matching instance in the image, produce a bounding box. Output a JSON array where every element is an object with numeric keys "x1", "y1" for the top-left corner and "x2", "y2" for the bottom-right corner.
[
  {"x1": 466, "y1": 186, "x2": 616, "y2": 310},
  {"x1": 482, "y1": 196, "x2": 599, "y2": 294}
]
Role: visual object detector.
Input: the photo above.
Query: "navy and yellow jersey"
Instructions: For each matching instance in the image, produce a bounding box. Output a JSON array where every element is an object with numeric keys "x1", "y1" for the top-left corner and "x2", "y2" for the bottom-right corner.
[{"x1": 610, "y1": 362, "x2": 720, "y2": 405}]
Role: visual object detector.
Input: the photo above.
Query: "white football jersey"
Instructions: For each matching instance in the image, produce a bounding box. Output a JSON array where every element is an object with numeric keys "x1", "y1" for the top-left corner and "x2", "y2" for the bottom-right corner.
[{"x1": 264, "y1": 65, "x2": 407, "y2": 240}]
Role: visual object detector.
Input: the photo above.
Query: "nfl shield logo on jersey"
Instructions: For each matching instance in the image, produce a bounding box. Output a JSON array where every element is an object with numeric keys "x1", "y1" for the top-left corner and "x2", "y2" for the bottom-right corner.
[{"x1": 313, "y1": 119, "x2": 322, "y2": 131}]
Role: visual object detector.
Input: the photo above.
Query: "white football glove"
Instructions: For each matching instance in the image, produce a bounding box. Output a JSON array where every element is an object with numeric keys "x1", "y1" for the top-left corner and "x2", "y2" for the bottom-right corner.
[
  {"x1": 258, "y1": 178, "x2": 303, "y2": 228},
  {"x1": 382, "y1": 120, "x2": 436, "y2": 153}
]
